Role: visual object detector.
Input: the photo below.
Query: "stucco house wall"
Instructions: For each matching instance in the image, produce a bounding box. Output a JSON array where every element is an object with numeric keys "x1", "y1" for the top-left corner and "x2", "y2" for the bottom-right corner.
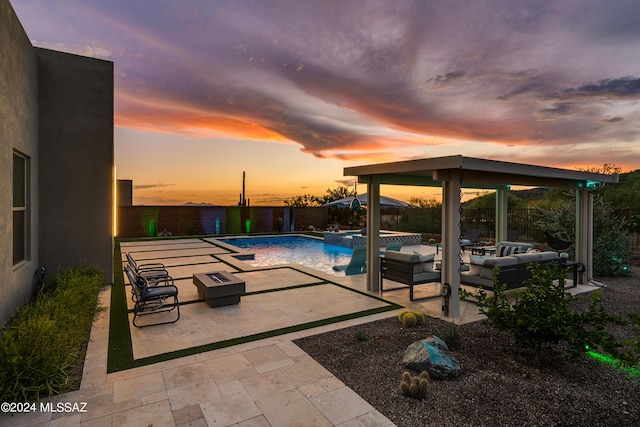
[
  {"x1": 0, "y1": 0, "x2": 41, "y2": 325},
  {"x1": 36, "y1": 48, "x2": 114, "y2": 285},
  {"x1": 0, "y1": 0, "x2": 114, "y2": 325}
]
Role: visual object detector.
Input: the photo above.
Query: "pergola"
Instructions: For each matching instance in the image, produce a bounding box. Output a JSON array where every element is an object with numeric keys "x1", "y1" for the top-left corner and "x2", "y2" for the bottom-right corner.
[{"x1": 344, "y1": 155, "x2": 619, "y2": 319}]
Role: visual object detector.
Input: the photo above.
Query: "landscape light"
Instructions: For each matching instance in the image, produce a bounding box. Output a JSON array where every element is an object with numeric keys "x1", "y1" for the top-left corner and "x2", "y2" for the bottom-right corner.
[{"x1": 586, "y1": 349, "x2": 640, "y2": 377}]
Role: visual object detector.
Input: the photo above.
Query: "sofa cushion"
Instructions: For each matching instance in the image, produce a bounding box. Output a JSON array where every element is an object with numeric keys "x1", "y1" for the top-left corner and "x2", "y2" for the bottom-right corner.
[
  {"x1": 483, "y1": 256, "x2": 519, "y2": 268},
  {"x1": 480, "y1": 256, "x2": 518, "y2": 280},
  {"x1": 468, "y1": 263, "x2": 483, "y2": 275},
  {"x1": 470, "y1": 254, "x2": 488, "y2": 265},
  {"x1": 461, "y1": 273, "x2": 493, "y2": 288},
  {"x1": 513, "y1": 251, "x2": 559, "y2": 264}
]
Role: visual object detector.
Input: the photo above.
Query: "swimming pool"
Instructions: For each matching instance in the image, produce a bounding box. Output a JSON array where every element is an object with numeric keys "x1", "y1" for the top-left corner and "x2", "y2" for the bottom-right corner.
[{"x1": 217, "y1": 235, "x2": 353, "y2": 274}]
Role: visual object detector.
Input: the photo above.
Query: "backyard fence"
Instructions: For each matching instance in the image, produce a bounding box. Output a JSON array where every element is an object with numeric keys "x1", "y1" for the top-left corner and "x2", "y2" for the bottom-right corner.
[
  {"x1": 117, "y1": 206, "x2": 328, "y2": 238},
  {"x1": 117, "y1": 205, "x2": 640, "y2": 249},
  {"x1": 396, "y1": 207, "x2": 640, "y2": 249}
]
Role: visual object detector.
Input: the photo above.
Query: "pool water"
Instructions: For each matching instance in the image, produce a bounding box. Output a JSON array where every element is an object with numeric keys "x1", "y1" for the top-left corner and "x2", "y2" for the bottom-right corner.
[{"x1": 217, "y1": 235, "x2": 353, "y2": 274}]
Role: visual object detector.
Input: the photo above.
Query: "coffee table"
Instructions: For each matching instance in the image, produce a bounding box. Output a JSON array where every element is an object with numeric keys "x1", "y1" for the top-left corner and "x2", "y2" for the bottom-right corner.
[
  {"x1": 192, "y1": 271, "x2": 246, "y2": 308},
  {"x1": 471, "y1": 246, "x2": 497, "y2": 256}
]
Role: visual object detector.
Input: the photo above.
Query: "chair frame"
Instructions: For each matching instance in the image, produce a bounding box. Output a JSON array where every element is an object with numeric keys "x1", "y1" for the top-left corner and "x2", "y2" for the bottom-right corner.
[
  {"x1": 126, "y1": 252, "x2": 170, "y2": 285},
  {"x1": 124, "y1": 264, "x2": 180, "y2": 328}
]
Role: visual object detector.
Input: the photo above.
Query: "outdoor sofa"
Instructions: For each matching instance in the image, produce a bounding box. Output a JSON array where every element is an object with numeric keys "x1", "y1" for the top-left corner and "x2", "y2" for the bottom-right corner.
[{"x1": 461, "y1": 247, "x2": 561, "y2": 293}]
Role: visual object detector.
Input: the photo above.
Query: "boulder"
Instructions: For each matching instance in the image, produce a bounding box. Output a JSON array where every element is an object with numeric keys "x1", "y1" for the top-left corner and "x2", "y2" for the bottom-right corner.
[{"x1": 402, "y1": 336, "x2": 461, "y2": 379}]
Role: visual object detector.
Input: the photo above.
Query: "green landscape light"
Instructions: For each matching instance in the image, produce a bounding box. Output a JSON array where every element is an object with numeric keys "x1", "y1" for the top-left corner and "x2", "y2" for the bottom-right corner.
[
  {"x1": 586, "y1": 180, "x2": 602, "y2": 190},
  {"x1": 587, "y1": 350, "x2": 640, "y2": 377}
]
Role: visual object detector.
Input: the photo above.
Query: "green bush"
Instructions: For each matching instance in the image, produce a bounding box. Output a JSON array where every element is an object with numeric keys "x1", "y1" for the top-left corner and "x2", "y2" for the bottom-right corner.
[
  {"x1": 536, "y1": 195, "x2": 631, "y2": 277},
  {"x1": 467, "y1": 262, "x2": 627, "y2": 360},
  {"x1": 0, "y1": 265, "x2": 104, "y2": 402}
]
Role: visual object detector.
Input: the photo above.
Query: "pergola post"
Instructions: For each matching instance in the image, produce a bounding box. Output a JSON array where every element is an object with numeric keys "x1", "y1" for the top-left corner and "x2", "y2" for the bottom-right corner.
[
  {"x1": 441, "y1": 176, "x2": 461, "y2": 318},
  {"x1": 575, "y1": 189, "x2": 593, "y2": 284},
  {"x1": 495, "y1": 186, "x2": 508, "y2": 242},
  {"x1": 366, "y1": 175, "x2": 381, "y2": 292}
]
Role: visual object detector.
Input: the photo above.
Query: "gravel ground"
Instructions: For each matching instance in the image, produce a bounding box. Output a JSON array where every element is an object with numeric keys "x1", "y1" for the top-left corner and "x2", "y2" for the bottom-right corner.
[{"x1": 294, "y1": 272, "x2": 640, "y2": 426}]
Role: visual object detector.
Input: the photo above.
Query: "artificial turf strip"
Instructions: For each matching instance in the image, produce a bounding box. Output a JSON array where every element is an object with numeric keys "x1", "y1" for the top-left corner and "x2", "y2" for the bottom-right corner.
[
  {"x1": 108, "y1": 240, "x2": 136, "y2": 373},
  {"x1": 108, "y1": 238, "x2": 403, "y2": 373}
]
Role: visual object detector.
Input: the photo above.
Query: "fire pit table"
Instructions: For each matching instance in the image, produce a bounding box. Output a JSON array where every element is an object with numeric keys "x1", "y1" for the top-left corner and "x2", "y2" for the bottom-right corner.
[{"x1": 192, "y1": 271, "x2": 246, "y2": 308}]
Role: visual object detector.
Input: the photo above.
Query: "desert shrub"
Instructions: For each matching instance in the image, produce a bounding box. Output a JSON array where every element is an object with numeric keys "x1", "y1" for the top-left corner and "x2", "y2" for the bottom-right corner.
[
  {"x1": 0, "y1": 265, "x2": 104, "y2": 402},
  {"x1": 468, "y1": 262, "x2": 627, "y2": 360},
  {"x1": 537, "y1": 195, "x2": 631, "y2": 277},
  {"x1": 618, "y1": 313, "x2": 640, "y2": 366},
  {"x1": 399, "y1": 370, "x2": 429, "y2": 399},
  {"x1": 442, "y1": 324, "x2": 461, "y2": 350},
  {"x1": 355, "y1": 330, "x2": 369, "y2": 341}
]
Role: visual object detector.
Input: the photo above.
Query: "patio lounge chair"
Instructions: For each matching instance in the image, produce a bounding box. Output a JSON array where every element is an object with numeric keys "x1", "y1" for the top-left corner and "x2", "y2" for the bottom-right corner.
[
  {"x1": 124, "y1": 264, "x2": 180, "y2": 328},
  {"x1": 437, "y1": 229, "x2": 482, "y2": 255},
  {"x1": 126, "y1": 252, "x2": 170, "y2": 285},
  {"x1": 460, "y1": 229, "x2": 482, "y2": 247},
  {"x1": 384, "y1": 242, "x2": 402, "y2": 252},
  {"x1": 333, "y1": 245, "x2": 367, "y2": 275}
]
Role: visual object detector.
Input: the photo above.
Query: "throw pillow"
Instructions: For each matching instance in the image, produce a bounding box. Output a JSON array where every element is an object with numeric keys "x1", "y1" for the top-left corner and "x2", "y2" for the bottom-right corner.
[
  {"x1": 498, "y1": 245, "x2": 519, "y2": 257},
  {"x1": 413, "y1": 251, "x2": 435, "y2": 263},
  {"x1": 414, "y1": 251, "x2": 436, "y2": 273}
]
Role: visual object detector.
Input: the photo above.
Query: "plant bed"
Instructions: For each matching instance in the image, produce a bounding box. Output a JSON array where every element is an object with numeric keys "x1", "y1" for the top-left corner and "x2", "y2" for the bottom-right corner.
[
  {"x1": 294, "y1": 272, "x2": 640, "y2": 426},
  {"x1": 0, "y1": 265, "x2": 105, "y2": 402}
]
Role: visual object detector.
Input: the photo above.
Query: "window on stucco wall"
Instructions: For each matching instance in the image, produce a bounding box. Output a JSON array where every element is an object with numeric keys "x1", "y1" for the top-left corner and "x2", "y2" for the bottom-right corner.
[{"x1": 13, "y1": 152, "x2": 29, "y2": 265}]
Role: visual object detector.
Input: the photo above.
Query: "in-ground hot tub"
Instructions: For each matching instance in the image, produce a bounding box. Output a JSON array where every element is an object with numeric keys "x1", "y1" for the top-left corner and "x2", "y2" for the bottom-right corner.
[{"x1": 323, "y1": 230, "x2": 422, "y2": 248}]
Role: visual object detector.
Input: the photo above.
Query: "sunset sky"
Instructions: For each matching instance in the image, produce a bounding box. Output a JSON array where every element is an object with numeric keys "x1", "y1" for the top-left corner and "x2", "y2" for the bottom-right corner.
[{"x1": 11, "y1": 0, "x2": 640, "y2": 205}]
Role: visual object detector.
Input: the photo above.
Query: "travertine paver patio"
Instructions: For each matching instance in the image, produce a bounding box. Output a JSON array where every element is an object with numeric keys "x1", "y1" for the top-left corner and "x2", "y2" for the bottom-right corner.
[{"x1": 3, "y1": 237, "x2": 595, "y2": 426}]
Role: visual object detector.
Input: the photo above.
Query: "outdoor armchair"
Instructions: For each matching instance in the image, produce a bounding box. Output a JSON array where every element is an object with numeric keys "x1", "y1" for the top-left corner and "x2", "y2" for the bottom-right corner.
[
  {"x1": 124, "y1": 264, "x2": 180, "y2": 328},
  {"x1": 460, "y1": 229, "x2": 482, "y2": 247}
]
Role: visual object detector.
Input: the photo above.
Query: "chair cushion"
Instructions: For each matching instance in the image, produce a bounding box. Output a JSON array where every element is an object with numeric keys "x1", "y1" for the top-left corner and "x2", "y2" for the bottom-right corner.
[
  {"x1": 142, "y1": 286, "x2": 178, "y2": 299},
  {"x1": 384, "y1": 251, "x2": 420, "y2": 263},
  {"x1": 413, "y1": 271, "x2": 441, "y2": 283}
]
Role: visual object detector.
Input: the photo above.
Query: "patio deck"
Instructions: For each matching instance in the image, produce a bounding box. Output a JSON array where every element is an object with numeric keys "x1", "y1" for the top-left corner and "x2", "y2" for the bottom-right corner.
[{"x1": 3, "y1": 237, "x2": 597, "y2": 426}]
